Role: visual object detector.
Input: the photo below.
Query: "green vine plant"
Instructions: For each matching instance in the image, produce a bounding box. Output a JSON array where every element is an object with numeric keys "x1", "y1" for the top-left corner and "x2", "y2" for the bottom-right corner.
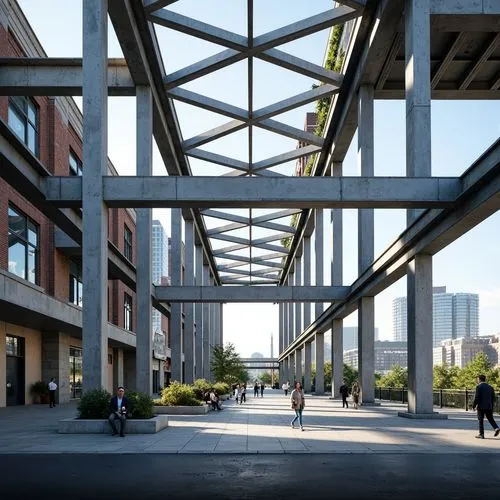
[{"x1": 280, "y1": 24, "x2": 346, "y2": 250}]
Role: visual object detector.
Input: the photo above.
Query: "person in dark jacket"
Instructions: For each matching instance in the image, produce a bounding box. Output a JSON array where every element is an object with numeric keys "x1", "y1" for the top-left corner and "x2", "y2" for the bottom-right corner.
[
  {"x1": 339, "y1": 380, "x2": 350, "y2": 408},
  {"x1": 472, "y1": 374, "x2": 500, "y2": 439},
  {"x1": 108, "y1": 386, "x2": 130, "y2": 437}
]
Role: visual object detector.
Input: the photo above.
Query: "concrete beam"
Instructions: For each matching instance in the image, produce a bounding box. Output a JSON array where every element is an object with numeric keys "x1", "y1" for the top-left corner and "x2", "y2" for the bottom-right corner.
[
  {"x1": 155, "y1": 286, "x2": 350, "y2": 303},
  {"x1": 0, "y1": 58, "x2": 134, "y2": 95},
  {"x1": 430, "y1": 0, "x2": 500, "y2": 14},
  {"x1": 44, "y1": 176, "x2": 462, "y2": 209}
]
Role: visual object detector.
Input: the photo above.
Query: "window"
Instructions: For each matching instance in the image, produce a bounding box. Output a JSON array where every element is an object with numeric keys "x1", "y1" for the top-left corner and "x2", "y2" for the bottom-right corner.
[
  {"x1": 8, "y1": 205, "x2": 39, "y2": 284},
  {"x1": 69, "y1": 260, "x2": 83, "y2": 307},
  {"x1": 124, "y1": 225, "x2": 133, "y2": 262},
  {"x1": 124, "y1": 293, "x2": 132, "y2": 331},
  {"x1": 69, "y1": 151, "x2": 83, "y2": 176},
  {"x1": 8, "y1": 96, "x2": 38, "y2": 155}
]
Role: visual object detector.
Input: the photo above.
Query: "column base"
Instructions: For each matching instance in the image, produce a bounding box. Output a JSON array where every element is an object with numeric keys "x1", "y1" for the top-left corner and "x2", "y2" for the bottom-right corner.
[{"x1": 398, "y1": 411, "x2": 448, "y2": 420}]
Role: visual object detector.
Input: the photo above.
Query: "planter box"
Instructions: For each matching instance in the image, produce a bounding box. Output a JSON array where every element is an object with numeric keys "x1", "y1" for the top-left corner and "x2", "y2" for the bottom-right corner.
[
  {"x1": 154, "y1": 405, "x2": 209, "y2": 415},
  {"x1": 58, "y1": 415, "x2": 169, "y2": 434}
]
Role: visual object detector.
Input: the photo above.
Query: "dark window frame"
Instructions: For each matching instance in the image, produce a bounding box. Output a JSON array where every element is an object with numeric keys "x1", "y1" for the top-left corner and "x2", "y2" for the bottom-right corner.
[
  {"x1": 8, "y1": 204, "x2": 39, "y2": 285},
  {"x1": 69, "y1": 150, "x2": 83, "y2": 176},
  {"x1": 8, "y1": 96, "x2": 39, "y2": 156},
  {"x1": 124, "y1": 224, "x2": 133, "y2": 262},
  {"x1": 124, "y1": 293, "x2": 132, "y2": 331}
]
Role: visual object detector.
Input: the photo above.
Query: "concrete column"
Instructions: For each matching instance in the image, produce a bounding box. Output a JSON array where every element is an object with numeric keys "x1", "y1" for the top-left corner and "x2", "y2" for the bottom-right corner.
[
  {"x1": 112, "y1": 348, "x2": 124, "y2": 389},
  {"x1": 315, "y1": 333, "x2": 325, "y2": 394},
  {"x1": 82, "y1": 0, "x2": 108, "y2": 391},
  {"x1": 358, "y1": 297, "x2": 375, "y2": 403},
  {"x1": 170, "y1": 208, "x2": 183, "y2": 382},
  {"x1": 135, "y1": 85, "x2": 153, "y2": 394},
  {"x1": 287, "y1": 273, "x2": 294, "y2": 343},
  {"x1": 194, "y1": 245, "x2": 203, "y2": 379},
  {"x1": 303, "y1": 342, "x2": 312, "y2": 393},
  {"x1": 183, "y1": 219, "x2": 195, "y2": 384},
  {"x1": 295, "y1": 348, "x2": 303, "y2": 385},
  {"x1": 283, "y1": 357, "x2": 290, "y2": 384},
  {"x1": 331, "y1": 161, "x2": 343, "y2": 398},
  {"x1": 123, "y1": 352, "x2": 136, "y2": 392},
  {"x1": 279, "y1": 303, "x2": 283, "y2": 355},
  {"x1": 42, "y1": 332, "x2": 70, "y2": 404},
  {"x1": 332, "y1": 320, "x2": 343, "y2": 399},
  {"x1": 405, "y1": 0, "x2": 431, "y2": 225},
  {"x1": 202, "y1": 266, "x2": 211, "y2": 380},
  {"x1": 159, "y1": 360, "x2": 165, "y2": 390},
  {"x1": 294, "y1": 250, "x2": 302, "y2": 337},
  {"x1": 283, "y1": 300, "x2": 288, "y2": 350},
  {"x1": 404, "y1": 254, "x2": 435, "y2": 415},
  {"x1": 219, "y1": 303, "x2": 224, "y2": 346},
  {"x1": 357, "y1": 84, "x2": 375, "y2": 405},
  {"x1": 303, "y1": 236, "x2": 311, "y2": 326},
  {"x1": 315, "y1": 210, "x2": 324, "y2": 318}
]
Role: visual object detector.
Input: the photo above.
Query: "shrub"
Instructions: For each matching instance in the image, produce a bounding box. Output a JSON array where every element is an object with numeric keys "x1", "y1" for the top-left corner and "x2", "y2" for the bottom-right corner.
[
  {"x1": 30, "y1": 381, "x2": 49, "y2": 403},
  {"x1": 213, "y1": 382, "x2": 230, "y2": 395},
  {"x1": 160, "y1": 382, "x2": 202, "y2": 406},
  {"x1": 192, "y1": 378, "x2": 211, "y2": 401},
  {"x1": 127, "y1": 391, "x2": 154, "y2": 419},
  {"x1": 77, "y1": 388, "x2": 111, "y2": 419}
]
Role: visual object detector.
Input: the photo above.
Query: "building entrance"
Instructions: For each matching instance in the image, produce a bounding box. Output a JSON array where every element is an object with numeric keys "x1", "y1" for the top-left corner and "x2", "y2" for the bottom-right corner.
[{"x1": 6, "y1": 335, "x2": 25, "y2": 406}]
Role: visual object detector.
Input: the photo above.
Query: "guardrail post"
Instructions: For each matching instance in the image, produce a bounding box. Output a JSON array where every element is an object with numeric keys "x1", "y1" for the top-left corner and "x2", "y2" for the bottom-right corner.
[
  {"x1": 402, "y1": 386, "x2": 405, "y2": 404},
  {"x1": 465, "y1": 388, "x2": 468, "y2": 411},
  {"x1": 439, "y1": 389, "x2": 443, "y2": 408}
]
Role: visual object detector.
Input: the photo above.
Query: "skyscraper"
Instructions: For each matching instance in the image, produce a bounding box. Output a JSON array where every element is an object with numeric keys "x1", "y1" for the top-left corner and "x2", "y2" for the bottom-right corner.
[
  {"x1": 392, "y1": 287, "x2": 479, "y2": 347},
  {"x1": 152, "y1": 220, "x2": 169, "y2": 335}
]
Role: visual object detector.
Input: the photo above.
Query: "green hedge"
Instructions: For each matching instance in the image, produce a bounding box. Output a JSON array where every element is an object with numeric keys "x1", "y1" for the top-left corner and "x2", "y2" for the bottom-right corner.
[
  {"x1": 213, "y1": 382, "x2": 230, "y2": 395},
  {"x1": 77, "y1": 388, "x2": 154, "y2": 419},
  {"x1": 160, "y1": 382, "x2": 202, "y2": 406}
]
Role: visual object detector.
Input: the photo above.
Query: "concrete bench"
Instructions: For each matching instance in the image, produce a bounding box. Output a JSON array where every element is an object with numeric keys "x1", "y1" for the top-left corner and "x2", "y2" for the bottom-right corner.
[{"x1": 58, "y1": 415, "x2": 169, "y2": 434}]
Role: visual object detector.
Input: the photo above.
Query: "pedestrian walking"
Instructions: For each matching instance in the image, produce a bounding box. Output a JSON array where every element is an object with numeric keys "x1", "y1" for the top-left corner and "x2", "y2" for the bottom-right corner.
[
  {"x1": 241, "y1": 384, "x2": 246, "y2": 404},
  {"x1": 260, "y1": 382, "x2": 265, "y2": 397},
  {"x1": 234, "y1": 384, "x2": 240, "y2": 405},
  {"x1": 339, "y1": 380, "x2": 350, "y2": 408},
  {"x1": 48, "y1": 377, "x2": 57, "y2": 408},
  {"x1": 472, "y1": 374, "x2": 500, "y2": 439},
  {"x1": 253, "y1": 382, "x2": 259, "y2": 397},
  {"x1": 210, "y1": 389, "x2": 222, "y2": 411},
  {"x1": 282, "y1": 381, "x2": 290, "y2": 397},
  {"x1": 290, "y1": 381, "x2": 305, "y2": 431},
  {"x1": 351, "y1": 381, "x2": 360, "y2": 410}
]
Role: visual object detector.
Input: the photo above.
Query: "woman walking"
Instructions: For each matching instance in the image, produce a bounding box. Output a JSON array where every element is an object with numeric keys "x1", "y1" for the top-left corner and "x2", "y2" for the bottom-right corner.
[
  {"x1": 351, "y1": 381, "x2": 360, "y2": 410},
  {"x1": 290, "y1": 381, "x2": 305, "y2": 431}
]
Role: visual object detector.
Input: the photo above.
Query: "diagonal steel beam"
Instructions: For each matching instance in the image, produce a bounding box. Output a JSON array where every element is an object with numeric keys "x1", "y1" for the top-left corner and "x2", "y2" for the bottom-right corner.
[
  {"x1": 167, "y1": 87, "x2": 248, "y2": 120},
  {"x1": 251, "y1": 209, "x2": 301, "y2": 224},
  {"x1": 186, "y1": 148, "x2": 249, "y2": 171},
  {"x1": 183, "y1": 119, "x2": 247, "y2": 150},
  {"x1": 253, "y1": 145, "x2": 320, "y2": 171},
  {"x1": 252, "y1": 220, "x2": 297, "y2": 233},
  {"x1": 164, "y1": 49, "x2": 246, "y2": 89},
  {"x1": 207, "y1": 221, "x2": 248, "y2": 236},
  {"x1": 144, "y1": 0, "x2": 180, "y2": 13},
  {"x1": 257, "y1": 118, "x2": 324, "y2": 146},
  {"x1": 253, "y1": 6, "x2": 359, "y2": 51},
  {"x1": 202, "y1": 209, "x2": 249, "y2": 224},
  {"x1": 149, "y1": 9, "x2": 248, "y2": 50},
  {"x1": 258, "y1": 48, "x2": 344, "y2": 85},
  {"x1": 253, "y1": 85, "x2": 339, "y2": 120},
  {"x1": 213, "y1": 243, "x2": 249, "y2": 255},
  {"x1": 431, "y1": 32, "x2": 466, "y2": 90}
]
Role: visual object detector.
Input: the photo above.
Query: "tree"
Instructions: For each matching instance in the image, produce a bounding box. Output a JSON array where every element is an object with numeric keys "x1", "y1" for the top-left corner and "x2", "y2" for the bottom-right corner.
[
  {"x1": 455, "y1": 352, "x2": 500, "y2": 389},
  {"x1": 259, "y1": 372, "x2": 272, "y2": 385},
  {"x1": 376, "y1": 365, "x2": 408, "y2": 388},
  {"x1": 343, "y1": 363, "x2": 359, "y2": 387},
  {"x1": 433, "y1": 364, "x2": 460, "y2": 389},
  {"x1": 210, "y1": 343, "x2": 247, "y2": 384}
]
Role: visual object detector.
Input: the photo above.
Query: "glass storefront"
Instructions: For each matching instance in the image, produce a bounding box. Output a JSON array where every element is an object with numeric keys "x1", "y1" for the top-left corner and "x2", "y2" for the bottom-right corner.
[{"x1": 69, "y1": 346, "x2": 82, "y2": 399}]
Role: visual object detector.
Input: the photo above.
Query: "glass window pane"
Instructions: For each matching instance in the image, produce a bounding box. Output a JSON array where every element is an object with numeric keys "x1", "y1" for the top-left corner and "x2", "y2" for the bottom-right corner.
[
  {"x1": 8, "y1": 239, "x2": 26, "y2": 279},
  {"x1": 78, "y1": 281, "x2": 83, "y2": 307},
  {"x1": 27, "y1": 125, "x2": 36, "y2": 154},
  {"x1": 28, "y1": 246, "x2": 37, "y2": 284},
  {"x1": 27, "y1": 100, "x2": 36, "y2": 123},
  {"x1": 8, "y1": 106, "x2": 25, "y2": 142},
  {"x1": 8, "y1": 207, "x2": 26, "y2": 239},
  {"x1": 28, "y1": 221, "x2": 38, "y2": 246}
]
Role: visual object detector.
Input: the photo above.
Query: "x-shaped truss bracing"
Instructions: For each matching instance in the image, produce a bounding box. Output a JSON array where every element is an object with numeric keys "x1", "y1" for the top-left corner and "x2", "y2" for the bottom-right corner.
[{"x1": 145, "y1": 1, "x2": 363, "y2": 283}]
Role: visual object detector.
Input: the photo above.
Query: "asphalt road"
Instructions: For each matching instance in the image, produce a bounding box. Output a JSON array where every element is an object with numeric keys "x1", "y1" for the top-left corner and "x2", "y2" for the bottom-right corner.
[{"x1": 1, "y1": 453, "x2": 499, "y2": 499}]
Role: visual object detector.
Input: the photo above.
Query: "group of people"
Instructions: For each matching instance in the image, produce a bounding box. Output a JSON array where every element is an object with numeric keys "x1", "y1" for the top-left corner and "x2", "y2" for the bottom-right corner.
[{"x1": 233, "y1": 384, "x2": 247, "y2": 404}]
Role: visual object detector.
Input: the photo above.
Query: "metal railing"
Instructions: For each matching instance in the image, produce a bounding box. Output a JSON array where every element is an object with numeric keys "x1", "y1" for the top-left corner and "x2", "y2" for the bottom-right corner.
[{"x1": 375, "y1": 387, "x2": 500, "y2": 414}]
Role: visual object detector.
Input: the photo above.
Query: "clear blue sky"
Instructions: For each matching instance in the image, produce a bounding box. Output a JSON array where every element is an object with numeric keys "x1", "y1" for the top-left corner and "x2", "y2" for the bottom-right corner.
[{"x1": 19, "y1": 1, "x2": 500, "y2": 357}]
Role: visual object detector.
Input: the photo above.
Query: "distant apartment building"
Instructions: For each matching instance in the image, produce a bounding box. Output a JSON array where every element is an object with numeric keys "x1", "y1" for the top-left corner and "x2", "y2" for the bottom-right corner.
[
  {"x1": 393, "y1": 287, "x2": 479, "y2": 347},
  {"x1": 344, "y1": 341, "x2": 408, "y2": 374},
  {"x1": 295, "y1": 112, "x2": 317, "y2": 176},
  {"x1": 342, "y1": 326, "x2": 380, "y2": 352},
  {"x1": 152, "y1": 220, "x2": 169, "y2": 336},
  {"x1": 433, "y1": 336, "x2": 500, "y2": 369}
]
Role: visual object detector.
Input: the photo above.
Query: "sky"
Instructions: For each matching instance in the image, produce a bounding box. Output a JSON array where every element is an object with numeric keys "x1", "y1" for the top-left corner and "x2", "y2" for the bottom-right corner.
[{"x1": 18, "y1": 0, "x2": 500, "y2": 358}]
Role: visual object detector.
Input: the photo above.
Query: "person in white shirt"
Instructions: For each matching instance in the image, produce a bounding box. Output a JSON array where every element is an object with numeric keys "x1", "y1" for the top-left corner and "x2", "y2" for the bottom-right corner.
[
  {"x1": 48, "y1": 378, "x2": 57, "y2": 408},
  {"x1": 282, "y1": 381, "x2": 290, "y2": 397}
]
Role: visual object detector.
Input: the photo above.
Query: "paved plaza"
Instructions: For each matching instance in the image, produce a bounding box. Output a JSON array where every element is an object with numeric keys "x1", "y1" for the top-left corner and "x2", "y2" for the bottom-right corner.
[{"x1": 1, "y1": 389, "x2": 500, "y2": 455}]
